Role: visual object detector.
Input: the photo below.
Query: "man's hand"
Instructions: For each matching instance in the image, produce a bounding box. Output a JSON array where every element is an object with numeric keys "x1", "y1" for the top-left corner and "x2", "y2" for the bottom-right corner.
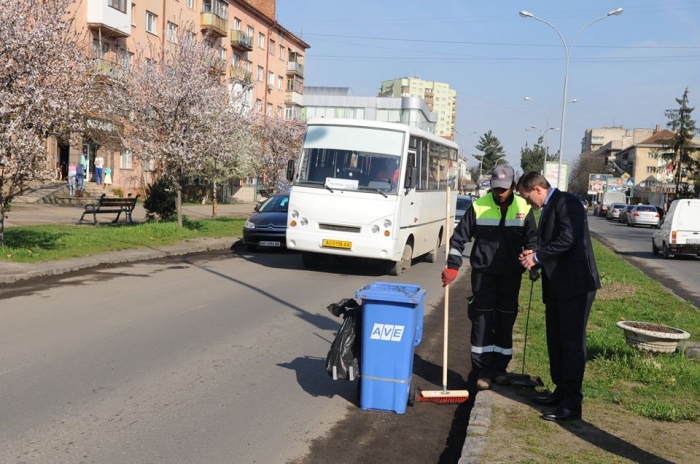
[
  {"x1": 519, "y1": 249, "x2": 537, "y2": 270},
  {"x1": 441, "y1": 268, "x2": 458, "y2": 287}
]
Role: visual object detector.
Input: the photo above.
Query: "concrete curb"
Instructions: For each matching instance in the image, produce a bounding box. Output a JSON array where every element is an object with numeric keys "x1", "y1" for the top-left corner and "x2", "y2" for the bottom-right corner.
[
  {"x1": 0, "y1": 237, "x2": 236, "y2": 285},
  {"x1": 459, "y1": 390, "x2": 493, "y2": 464}
]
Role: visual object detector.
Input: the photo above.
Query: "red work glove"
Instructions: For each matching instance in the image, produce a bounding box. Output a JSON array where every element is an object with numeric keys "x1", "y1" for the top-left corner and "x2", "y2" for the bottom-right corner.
[{"x1": 441, "y1": 268, "x2": 458, "y2": 287}]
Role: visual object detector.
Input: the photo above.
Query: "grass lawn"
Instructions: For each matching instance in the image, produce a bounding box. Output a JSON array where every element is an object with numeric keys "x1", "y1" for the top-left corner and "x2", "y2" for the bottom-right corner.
[{"x1": 0, "y1": 217, "x2": 245, "y2": 263}]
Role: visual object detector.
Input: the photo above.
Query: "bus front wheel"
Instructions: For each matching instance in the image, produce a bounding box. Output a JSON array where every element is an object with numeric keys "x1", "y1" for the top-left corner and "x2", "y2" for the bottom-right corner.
[{"x1": 387, "y1": 243, "x2": 412, "y2": 276}]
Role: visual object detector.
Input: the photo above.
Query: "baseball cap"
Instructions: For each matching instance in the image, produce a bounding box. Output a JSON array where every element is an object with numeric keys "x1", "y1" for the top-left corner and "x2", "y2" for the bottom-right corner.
[{"x1": 490, "y1": 164, "x2": 515, "y2": 189}]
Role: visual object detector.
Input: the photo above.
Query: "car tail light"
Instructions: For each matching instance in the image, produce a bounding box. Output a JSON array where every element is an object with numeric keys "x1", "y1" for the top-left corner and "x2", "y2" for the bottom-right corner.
[
  {"x1": 633, "y1": 212, "x2": 639, "y2": 216},
  {"x1": 671, "y1": 231, "x2": 676, "y2": 244},
  {"x1": 654, "y1": 213, "x2": 659, "y2": 218}
]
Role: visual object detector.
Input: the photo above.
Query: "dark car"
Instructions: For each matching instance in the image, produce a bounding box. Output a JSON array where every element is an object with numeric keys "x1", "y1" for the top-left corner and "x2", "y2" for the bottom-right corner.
[
  {"x1": 455, "y1": 195, "x2": 473, "y2": 241},
  {"x1": 243, "y1": 193, "x2": 289, "y2": 251},
  {"x1": 619, "y1": 204, "x2": 636, "y2": 224}
]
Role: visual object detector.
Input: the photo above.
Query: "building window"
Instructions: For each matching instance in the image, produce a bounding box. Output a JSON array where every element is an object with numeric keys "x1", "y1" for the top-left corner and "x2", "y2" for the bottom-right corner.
[
  {"x1": 108, "y1": 0, "x2": 127, "y2": 13},
  {"x1": 203, "y1": 0, "x2": 228, "y2": 19},
  {"x1": 131, "y1": 3, "x2": 135, "y2": 25},
  {"x1": 269, "y1": 39, "x2": 275, "y2": 54},
  {"x1": 258, "y1": 32, "x2": 265, "y2": 49},
  {"x1": 187, "y1": 0, "x2": 195, "y2": 9},
  {"x1": 276, "y1": 106, "x2": 282, "y2": 118},
  {"x1": 120, "y1": 150, "x2": 133, "y2": 169},
  {"x1": 233, "y1": 17, "x2": 241, "y2": 30},
  {"x1": 146, "y1": 11, "x2": 157, "y2": 34},
  {"x1": 247, "y1": 26, "x2": 254, "y2": 38},
  {"x1": 218, "y1": 46, "x2": 226, "y2": 60},
  {"x1": 257, "y1": 66, "x2": 264, "y2": 82},
  {"x1": 166, "y1": 21, "x2": 178, "y2": 43},
  {"x1": 144, "y1": 158, "x2": 155, "y2": 172},
  {"x1": 255, "y1": 99, "x2": 262, "y2": 113},
  {"x1": 232, "y1": 53, "x2": 240, "y2": 67},
  {"x1": 279, "y1": 44, "x2": 285, "y2": 59},
  {"x1": 267, "y1": 71, "x2": 274, "y2": 86},
  {"x1": 266, "y1": 103, "x2": 273, "y2": 115},
  {"x1": 278, "y1": 75, "x2": 283, "y2": 89}
]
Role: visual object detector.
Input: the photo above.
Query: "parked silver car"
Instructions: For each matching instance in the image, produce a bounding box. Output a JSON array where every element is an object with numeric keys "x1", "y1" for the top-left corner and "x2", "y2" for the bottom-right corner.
[
  {"x1": 628, "y1": 205, "x2": 661, "y2": 228},
  {"x1": 607, "y1": 203, "x2": 627, "y2": 221}
]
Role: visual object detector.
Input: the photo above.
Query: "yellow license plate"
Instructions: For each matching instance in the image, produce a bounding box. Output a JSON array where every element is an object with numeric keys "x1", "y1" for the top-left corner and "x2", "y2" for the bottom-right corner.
[{"x1": 322, "y1": 239, "x2": 352, "y2": 249}]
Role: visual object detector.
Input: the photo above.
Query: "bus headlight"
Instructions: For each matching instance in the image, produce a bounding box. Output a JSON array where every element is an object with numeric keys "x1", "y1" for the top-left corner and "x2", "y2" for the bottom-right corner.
[
  {"x1": 300, "y1": 217, "x2": 308, "y2": 226},
  {"x1": 291, "y1": 210, "x2": 299, "y2": 219},
  {"x1": 383, "y1": 219, "x2": 392, "y2": 228},
  {"x1": 371, "y1": 225, "x2": 380, "y2": 234}
]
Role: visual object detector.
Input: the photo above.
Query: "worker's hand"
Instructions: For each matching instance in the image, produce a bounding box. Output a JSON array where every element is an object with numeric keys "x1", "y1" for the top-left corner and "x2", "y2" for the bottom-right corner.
[{"x1": 441, "y1": 268, "x2": 458, "y2": 287}]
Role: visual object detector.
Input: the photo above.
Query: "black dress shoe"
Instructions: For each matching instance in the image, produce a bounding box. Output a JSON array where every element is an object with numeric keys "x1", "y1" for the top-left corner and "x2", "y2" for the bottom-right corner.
[
  {"x1": 532, "y1": 394, "x2": 561, "y2": 406},
  {"x1": 542, "y1": 407, "x2": 581, "y2": 422}
]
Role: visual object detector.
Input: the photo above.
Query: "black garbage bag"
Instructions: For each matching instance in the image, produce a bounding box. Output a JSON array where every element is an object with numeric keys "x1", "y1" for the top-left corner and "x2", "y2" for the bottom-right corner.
[{"x1": 325, "y1": 298, "x2": 362, "y2": 380}]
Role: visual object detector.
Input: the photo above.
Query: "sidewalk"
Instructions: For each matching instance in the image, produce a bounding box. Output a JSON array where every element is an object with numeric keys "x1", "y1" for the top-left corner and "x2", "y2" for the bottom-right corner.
[{"x1": 1, "y1": 202, "x2": 257, "y2": 285}]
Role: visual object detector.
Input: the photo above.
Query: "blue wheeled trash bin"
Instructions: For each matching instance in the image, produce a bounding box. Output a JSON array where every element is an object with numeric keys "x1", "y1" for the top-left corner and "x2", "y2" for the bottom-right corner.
[{"x1": 355, "y1": 282, "x2": 425, "y2": 414}]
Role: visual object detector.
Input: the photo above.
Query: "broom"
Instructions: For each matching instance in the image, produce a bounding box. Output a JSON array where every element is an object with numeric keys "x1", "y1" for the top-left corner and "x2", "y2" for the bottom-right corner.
[{"x1": 417, "y1": 186, "x2": 470, "y2": 404}]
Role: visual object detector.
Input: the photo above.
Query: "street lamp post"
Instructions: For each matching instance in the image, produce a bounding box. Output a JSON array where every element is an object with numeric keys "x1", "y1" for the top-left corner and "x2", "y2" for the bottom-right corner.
[{"x1": 520, "y1": 8, "x2": 623, "y2": 190}]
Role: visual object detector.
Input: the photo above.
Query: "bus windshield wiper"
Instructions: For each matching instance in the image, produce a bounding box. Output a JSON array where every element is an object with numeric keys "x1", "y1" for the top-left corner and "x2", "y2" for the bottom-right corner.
[{"x1": 358, "y1": 187, "x2": 388, "y2": 198}]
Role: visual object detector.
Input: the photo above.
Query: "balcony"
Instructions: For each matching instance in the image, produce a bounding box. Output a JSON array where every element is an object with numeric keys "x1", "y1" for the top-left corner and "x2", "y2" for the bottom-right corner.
[
  {"x1": 286, "y1": 61, "x2": 304, "y2": 77},
  {"x1": 86, "y1": 0, "x2": 131, "y2": 38},
  {"x1": 91, "y1": 58, "x2": 128, "y2": 82},
  {"x1": 230, "y1": 30, "x2": 253, "y2": 52},
  {"x1": 231, "y1": 66, "x2": 253, "y2": 85},
  {"x1": 284, "y1": 91, "x2": 303, "y2": 106},
  {"x1": 200, "y1": 13, "x2": 228, "y2": 38}
]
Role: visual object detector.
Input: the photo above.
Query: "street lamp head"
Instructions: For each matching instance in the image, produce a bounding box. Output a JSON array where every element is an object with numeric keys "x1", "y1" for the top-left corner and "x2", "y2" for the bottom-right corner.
[
  {"x1": 519, "y1": 11, "x2": 534, "y2": 18},
  {"x1": 569, "y1": 98, "x2": 578, "y2": 103},
  {"x1": 524, "y1": 96, "x2": 532, "y2": 101},
  {"x1": 608, "y1": 7, "x2": 623, "y2": 16}
]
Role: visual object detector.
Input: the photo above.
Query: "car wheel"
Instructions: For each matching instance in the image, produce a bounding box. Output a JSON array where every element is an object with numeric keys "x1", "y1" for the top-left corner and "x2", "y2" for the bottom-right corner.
[
  {"x1": 652, "y1": 239, "x2": 659, "y2": 256},
  {"x1": 301, "y1": 252, "x2": 321, "y2": 269},
  {"x1": 662, "y1": 243, "x2": 673, "y2": 260},
  {"x1": 424, "y1": 235, "x2": 441, "y2": 263}
]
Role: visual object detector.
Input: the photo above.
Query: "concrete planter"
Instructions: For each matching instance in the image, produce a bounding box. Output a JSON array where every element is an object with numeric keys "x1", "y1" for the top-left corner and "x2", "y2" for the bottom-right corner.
[{"x1": 617, "y1": 321, "x2": 691, "y2": 354}]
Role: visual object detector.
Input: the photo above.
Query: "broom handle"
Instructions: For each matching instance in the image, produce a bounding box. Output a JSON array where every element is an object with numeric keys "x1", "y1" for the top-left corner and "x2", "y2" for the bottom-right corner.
[{"x1": 443, "y1": 186, "x2": 451, "y2": 393}]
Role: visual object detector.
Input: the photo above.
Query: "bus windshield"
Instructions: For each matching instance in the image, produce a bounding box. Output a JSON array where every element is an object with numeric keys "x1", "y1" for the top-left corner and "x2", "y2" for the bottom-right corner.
[{"x1": 296, "y1": 124, "x2": 405, "y2": 193}]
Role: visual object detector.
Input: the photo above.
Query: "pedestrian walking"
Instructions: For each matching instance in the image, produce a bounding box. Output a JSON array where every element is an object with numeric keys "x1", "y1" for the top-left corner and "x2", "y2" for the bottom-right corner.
[
  {"x1": 67, "y1": 164, "x2": 77, "y2": 196},
  {"x1": 94, "y1": 154, "x2": 104, "y2": 186},
  {"x1": 441, "y1": 164, "x2": 538, "y2": 391},
  {"x1": 76, "y1": 162, "x2": 85, "y2": 194},
  {"x1": 516, "y1": 171, "x2": 600, "y2": 422}
]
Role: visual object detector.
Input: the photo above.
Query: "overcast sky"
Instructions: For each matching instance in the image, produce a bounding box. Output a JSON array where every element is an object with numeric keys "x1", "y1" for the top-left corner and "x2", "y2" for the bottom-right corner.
[{"x1": 276, "y1": 0, "x2": 700, "y2": 171}]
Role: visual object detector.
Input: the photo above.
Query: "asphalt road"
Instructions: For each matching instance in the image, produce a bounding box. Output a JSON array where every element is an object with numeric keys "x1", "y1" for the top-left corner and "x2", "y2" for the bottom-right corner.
[
  {"x1": 0, "y1": 248, "x2": 449, "y2": 463},
  {"x1": 587, "y1": 212, "x2": 700, "y2": 310}
]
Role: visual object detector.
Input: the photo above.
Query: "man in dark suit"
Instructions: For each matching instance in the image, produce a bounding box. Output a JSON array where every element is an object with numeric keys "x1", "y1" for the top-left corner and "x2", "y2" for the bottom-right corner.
[{"x1": 516, "y1": 172, "x2": 601, "y2": 422}]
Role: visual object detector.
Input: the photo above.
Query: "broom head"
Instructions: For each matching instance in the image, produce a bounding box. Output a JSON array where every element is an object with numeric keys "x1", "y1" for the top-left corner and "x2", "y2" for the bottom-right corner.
[{"x1": 417, "y1": 389, "x2": 469, "y2": 404}]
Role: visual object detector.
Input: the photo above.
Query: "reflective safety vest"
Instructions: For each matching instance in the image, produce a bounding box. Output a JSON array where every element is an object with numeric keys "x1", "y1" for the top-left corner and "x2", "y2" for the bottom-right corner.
[
  {"x1": 469, "y1": 194, "x2": 532, "y2": 275},
  {"x1": 473, "y1": 194, "x2": 530, "y2": 228}
]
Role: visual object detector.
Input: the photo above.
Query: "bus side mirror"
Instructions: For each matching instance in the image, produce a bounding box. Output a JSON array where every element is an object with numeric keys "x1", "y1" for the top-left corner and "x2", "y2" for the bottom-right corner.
[
  {"x1": 404, "y1": 166, "x2": 418, "y2": 190},
  {"x1": 286, "y1": 159, "x2": 295, "y2": 182}
]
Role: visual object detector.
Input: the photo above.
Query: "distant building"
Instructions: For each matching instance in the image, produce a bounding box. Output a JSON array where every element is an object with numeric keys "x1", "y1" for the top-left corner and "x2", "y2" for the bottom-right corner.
[
  {"x1": 379, "y1": 77, "x2": 456, "y2": 140},
  {"x1": 302, "y1": 87, "x2": 438, "y2": 133}
]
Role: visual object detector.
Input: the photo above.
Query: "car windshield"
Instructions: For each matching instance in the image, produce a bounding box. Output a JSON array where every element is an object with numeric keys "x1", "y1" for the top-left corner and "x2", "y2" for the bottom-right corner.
[
  {"x1": 456, "y1": 197, "x2": 472, "y2": 211},
  {"x1": 259, "y1": 195, "x2": 289, "y2": 213}
]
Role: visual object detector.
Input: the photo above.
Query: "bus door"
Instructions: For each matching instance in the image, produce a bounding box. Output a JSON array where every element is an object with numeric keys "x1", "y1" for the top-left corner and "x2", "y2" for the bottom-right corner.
[{"x1": 399, "y1": 149, "x2": 418, "y2": 233}]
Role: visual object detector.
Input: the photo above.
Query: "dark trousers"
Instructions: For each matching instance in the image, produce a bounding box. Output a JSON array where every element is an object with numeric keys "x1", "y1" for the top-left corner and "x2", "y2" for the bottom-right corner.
[
  {"x1": 468, "y1": 271, "x2": 522, "y2": 378},
  {"x1": 545, "y1": 290, "x2": 596, "y2": 410}
]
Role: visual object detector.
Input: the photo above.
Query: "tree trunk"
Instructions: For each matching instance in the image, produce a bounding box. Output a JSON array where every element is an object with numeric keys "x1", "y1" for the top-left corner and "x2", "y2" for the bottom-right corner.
[
  {"x1": 176, "y1": 187, "x2": 183, "y2": 227},
  {"x1": 212, "y1": 180, "x2": 218, "y2": 218}
]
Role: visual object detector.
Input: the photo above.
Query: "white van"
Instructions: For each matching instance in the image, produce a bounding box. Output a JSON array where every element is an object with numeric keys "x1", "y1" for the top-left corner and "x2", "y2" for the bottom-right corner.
[{"x1": 652, "y1": 199, "x2": 700, "y2": 259}]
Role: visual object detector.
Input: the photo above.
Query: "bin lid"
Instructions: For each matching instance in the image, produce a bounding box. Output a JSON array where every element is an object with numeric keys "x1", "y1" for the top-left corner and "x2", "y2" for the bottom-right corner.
[{"x1": 355, "y1": 281, "x2": 426, "y2": 304}]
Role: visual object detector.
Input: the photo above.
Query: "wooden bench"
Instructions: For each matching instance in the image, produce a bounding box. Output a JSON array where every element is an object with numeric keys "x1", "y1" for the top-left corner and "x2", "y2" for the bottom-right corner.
[{"x1": 79, "y1": 193, "x2": 140, "y2": 225}]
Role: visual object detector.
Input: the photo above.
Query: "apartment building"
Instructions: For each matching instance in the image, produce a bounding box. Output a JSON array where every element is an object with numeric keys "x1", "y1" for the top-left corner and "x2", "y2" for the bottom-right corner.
[
  {"x1": 302, "y1": 87, "x2": 438, "y2": 133},
  {"x1": 379, "y1": 77, "x2": 457, "y2": 140},
  {"x1": 50, "y1": 0, "x2": 308, "y2": 193}
]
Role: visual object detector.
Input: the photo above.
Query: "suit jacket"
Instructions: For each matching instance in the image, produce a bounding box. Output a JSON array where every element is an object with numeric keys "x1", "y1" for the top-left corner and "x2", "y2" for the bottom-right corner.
[{"x1": 538, "y1": 189, "x2": 600, "y2": 302}]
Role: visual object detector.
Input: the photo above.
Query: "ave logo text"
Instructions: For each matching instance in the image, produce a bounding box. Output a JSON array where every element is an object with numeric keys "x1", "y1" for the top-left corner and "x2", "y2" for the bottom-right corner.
[{"x1": 370, "y1": 323, "x2": 405, "y2": 342}]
